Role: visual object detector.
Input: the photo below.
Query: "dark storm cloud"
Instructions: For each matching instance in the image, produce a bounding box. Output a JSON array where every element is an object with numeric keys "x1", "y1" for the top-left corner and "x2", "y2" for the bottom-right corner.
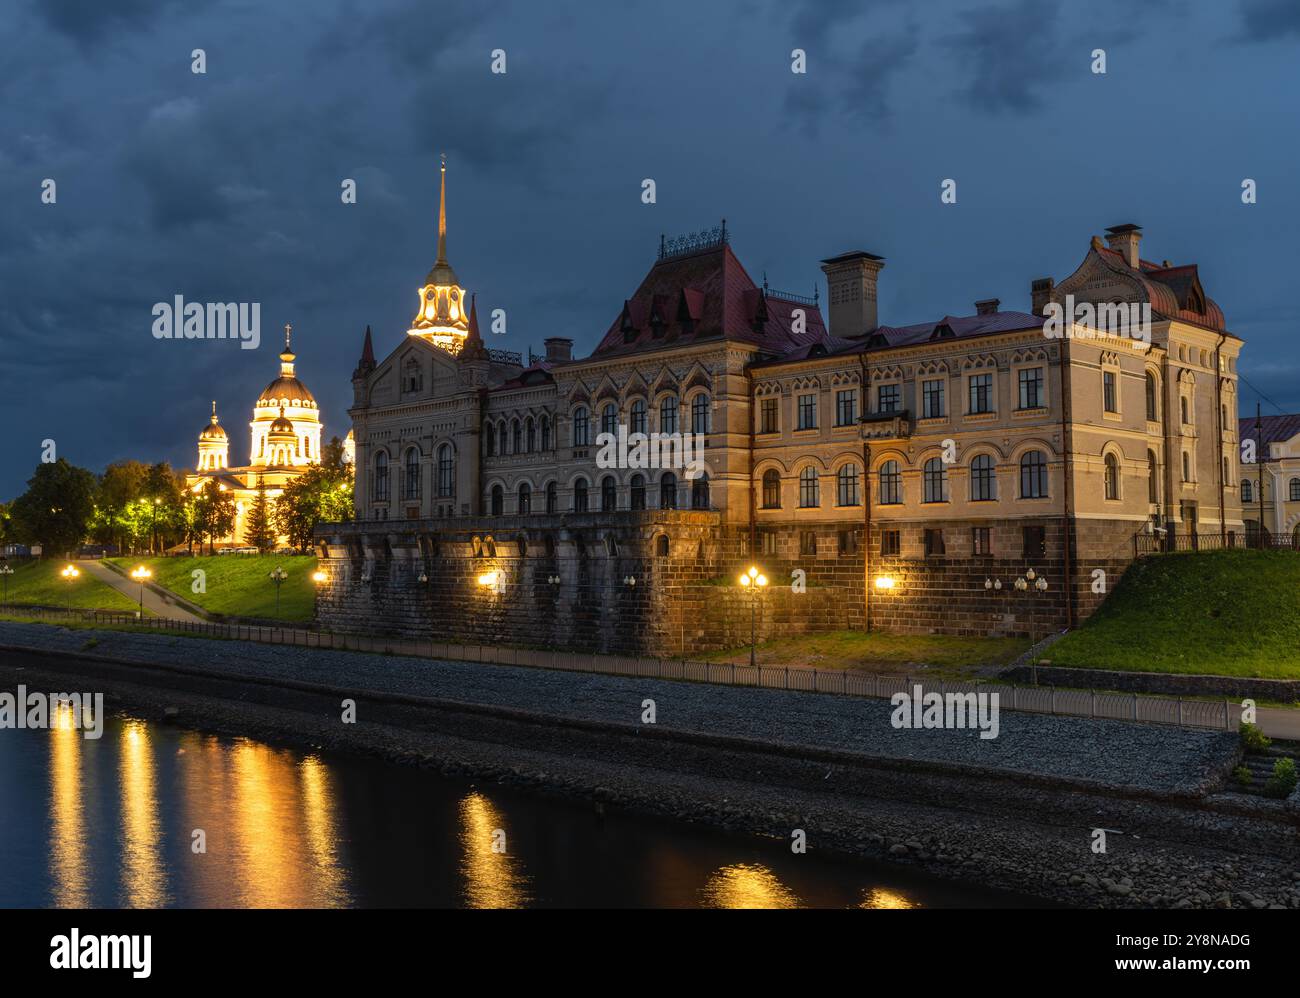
[
  {"x1": 1237, "y1": 0, "x2": 1300, "y2": 40},
  {"x1": 32, "y1": 0, "x2": 183, "y2": 45},
  {"x1": 944, "y1": 0, "x2": 1063, "y2": 114}
]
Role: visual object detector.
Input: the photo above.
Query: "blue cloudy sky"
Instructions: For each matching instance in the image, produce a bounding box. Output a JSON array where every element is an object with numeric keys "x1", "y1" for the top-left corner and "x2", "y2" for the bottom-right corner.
[{"x1": 2, "y1": 0, "x2": 1298, "y2": 497}]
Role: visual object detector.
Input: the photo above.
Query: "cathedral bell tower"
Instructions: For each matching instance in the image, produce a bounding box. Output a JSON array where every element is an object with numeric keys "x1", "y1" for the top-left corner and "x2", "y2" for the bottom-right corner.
[{"x1": 407, "y1": 156, "x2": 471, "y2": 354}]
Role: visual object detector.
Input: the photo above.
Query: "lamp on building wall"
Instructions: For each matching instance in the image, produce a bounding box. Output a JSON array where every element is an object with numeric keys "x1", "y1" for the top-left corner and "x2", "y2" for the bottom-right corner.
[
  {"x1": 623, "y1": 575, "x2": 637, "y2": 587},
  {"x1": 477, "y1": 570, "x2": 499, "y2": 590},
  {"x1": 418, "y1": 569, "x2": 429, "y2": 584},
  {"x1": 547, "y1": 574, "x2": 561, "y2": 585},
  {"x1": 738, "y1": 566, "x2": 769, "y2": 668},
  {"x1": 312, "y1": 569, "x2": 328, "y2": 584},
  {"x1": 874, "y1": 575, "x2": 896, "y2": 591}
]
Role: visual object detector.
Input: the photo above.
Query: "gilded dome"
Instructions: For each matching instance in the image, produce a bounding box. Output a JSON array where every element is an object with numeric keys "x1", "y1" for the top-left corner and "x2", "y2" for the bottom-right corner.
[
  {"x1": 199, "y1": 402, "x2": 227, "y2": 440},
  {"x1": 259, "y1": 375, "x2": 316, "y2": 407},
  {"x1": 268, "y1": 407, "x2": 296, "y2": 437}
]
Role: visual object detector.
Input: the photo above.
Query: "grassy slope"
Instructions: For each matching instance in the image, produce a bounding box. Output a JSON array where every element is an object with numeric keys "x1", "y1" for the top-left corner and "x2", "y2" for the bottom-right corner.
[
  {"x1": 108, "y1": 555, "x2": 318, "y2": 622},
  {"x1": 1, "y1": 560, "x2": 141, "y2": 612},
  {"x1": 1049, "y1": 550, "x2": 1300, "y2": 677},
  {"x1": 704, "y1": 630, "x2": 1030, "y2": 676}
]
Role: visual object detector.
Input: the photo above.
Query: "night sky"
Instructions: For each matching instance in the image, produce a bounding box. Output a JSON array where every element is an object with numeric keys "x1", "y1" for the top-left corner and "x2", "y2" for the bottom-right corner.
[{"x1": 3, "y1": 0, "x2": 1299, "y2": 498}]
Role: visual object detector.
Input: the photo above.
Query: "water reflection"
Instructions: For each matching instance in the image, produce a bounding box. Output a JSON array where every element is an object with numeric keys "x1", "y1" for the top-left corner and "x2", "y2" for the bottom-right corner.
[
  {"x1": 859, "y1": 886, "x2": 919, "y2": 909},
  {"x1": 699, "y1": 863, "x2": 801, "y2": 909},
  {"x1": 298, "y1": 756, "x2": 349, "y2": 907},
  {"x1": 48, "y1": 701, "x2": 88, "y2": 908},
  {"x1": 458, "y1": 792, "x2": 530, "y2": 908},
  {"x1": 120, "y1": 720, "x2": 167, "y2": 907}
]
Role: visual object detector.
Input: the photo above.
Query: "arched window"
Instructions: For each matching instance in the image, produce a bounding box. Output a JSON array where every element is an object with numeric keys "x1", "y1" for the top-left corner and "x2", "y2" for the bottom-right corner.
[
  {"x1": 545, "y1": 481, "x2": 558, "y2": 514},
  {"x1": 660, "y1": 472, "x2": 678, "y2": 509},
  {"x1": 495, "y1": 422, "x2": 507, "y2": 456},
  {"x1": 601, "y1": 475, "x2": 617, "y2": 512},
  {"x1": 1147, "y1": 450, "x2": 1159, "y2": 504},
  {"x1": 1020, "y1": 451, "x2": 1048, "y2": 498},
  {"x1": 878, "y1": 461, "x2": 902, "y2": 505},
  {"x1": 761, "y1": 469, "x2": 781, "y2": 509},
  {"x1": 573, "y1": 478, "x2": 589, "y2": 513},
  {"x1": 1242, "y1": 479, "x2": 1253, "y2": 504},
  {"x1": 572, "y1": 407, "x2": 590, "y2": 447},
  {"x1": 630, "y1": 474, "x2": 646, "y2": 510},
  {"x1": 601, "y1": 403, "x2": 618, "y2": 437},
  {"x1": 485, "y1": 427, "x2": 495, "y2": 457},
  {"x1": 490, "y1": 484, "x2": 504, "y2": 516},
  {"x1": 1104, "y1": 452, "x2": 1120, "y2": 500},
  {"x1": 518, "y1": 483, "x2": 531, "y2": 515},
  {"x1": 799, "y1": 466, "x2": 820, "y2": 508},
  {"x1": 404, "y1": 449, "x2": 420, "y2": 500},
  {"x1": 922, "y1": 457, "x2": 947, "y2": 503},
  {"x1": 630, "y1": 398, "x2": 647, "y2": 435},
  {"x1": 1145, "y1": 372, "x2": 1158, "y2": 421},
  {"x1": 1291, "y1": 478, "x2": 1300, "y2": 502},
  {"x1": 660, "y1": 396, "x2": 678, "y2": 435},
  {"x1": 512, "y1": 419, "x2": 522, "y2": 454},
  {"x1": 655, "y1": 534, "x2": 670, "y2": 557},
  {"x1": 374, "y1": 451, "x2": 389, "y2": 500},
  {"x1": 541, "y1": 415, "x2": 551, "y2": 451},
  {"x1": 526, "y1": 417, "x2": 535, "y2": 453},
  {"x1": 691, "y1": 394, "x2": 711, "y2": 435},
  {"x1": 692, "y1": 474, "x2": 710, "y2": 510},
  {"x1": 837, "y1": 464, "x2": 860, "y2": 507},
  {"x1": 970, "y1": 454, "x2": 996, "y2": 501},
  {"x1": 437, "y1": 444, "x2": 454, "y2": 499}
]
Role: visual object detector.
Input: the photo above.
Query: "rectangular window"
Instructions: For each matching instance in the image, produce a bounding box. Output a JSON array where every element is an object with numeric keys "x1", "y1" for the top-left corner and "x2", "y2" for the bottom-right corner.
[
  {"x1": 800, "y1": 531, "x2": 818, "y2": 556},
  {"x1": 924, "y1": 528, "x2": 945, "y2": 557},
  {"x1": 835, "y1": 389, "x2": 858, "y2": 427},
  {"x1": 759, "y1": 530, "x2": 778, "y2": 556},
  {"x1": 837, "y1": 529, "x2": 859, "y2": 555},
  {"x1": 1018, "y1": 367, "x2": 1044, "y2": 409},
  {"x1": 880, "y1": 529, "x2": 900, "y2": 557},
  {"x1": 760, "y1": 397, "x2": 779, "y2": 434},
  {"x1": 1103, "y1": 370, "x2": 1118, "y2": 413},
  {"x1": 922, "y1": 378, "x2": 946, "y2": 419},
  {"x1": 1022, "y1": 525, "x2": 1046, "y2": 559},
  {"x1": 877, "y1": 383, "x2": 901, "y2": 414},
  {"x1": 972, "y1": 526, "x2": 991, "y2": 556},
  {"x1": 968, "y1": 373, "x2": 993, "y2": 414},
  {"x1": 797, "y1": 394, "x2": 817, "y2": 430}
]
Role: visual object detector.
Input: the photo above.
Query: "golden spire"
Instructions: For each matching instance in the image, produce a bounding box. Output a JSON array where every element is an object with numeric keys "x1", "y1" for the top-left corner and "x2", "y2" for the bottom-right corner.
[
  {"x1": 436, "y1": 153, "x2": 448, "y2": 265},
  {"x1": 210, "y1": 400, "x2": 219, "y2": 424}
]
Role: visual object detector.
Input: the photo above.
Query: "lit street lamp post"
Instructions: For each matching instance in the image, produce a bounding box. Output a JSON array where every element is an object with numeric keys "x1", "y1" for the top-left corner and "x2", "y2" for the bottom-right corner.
[
  {"x1": 1014, "y1": 568, "x2": 1049, "y2": 683},
  {"x1": 269, "y1": 566, "x2": 288, "y2": 619},
  {"x1": 0, "y1": 562, "x2": 13, "y2": 608},
  {"x1": 130, "y1": 565, "x2": 152, "y2": 619},
  {"x1": 737, "y1": 565, "x2": 768, "y2": 668}
]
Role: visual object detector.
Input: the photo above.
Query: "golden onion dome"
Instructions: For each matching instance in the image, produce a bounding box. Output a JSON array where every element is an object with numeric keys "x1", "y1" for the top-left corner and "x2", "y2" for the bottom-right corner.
[
  {"x1": 200, "y1": 402, "x2": 227, "y2": 440},
  {"x1": 268, "y1": 407, "x2": 296, "y2": 438}
]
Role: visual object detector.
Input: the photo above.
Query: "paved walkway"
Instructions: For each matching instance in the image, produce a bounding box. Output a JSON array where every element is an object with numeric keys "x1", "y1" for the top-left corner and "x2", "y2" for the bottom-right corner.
[{"x1": 80, "y1": 562, "x2": 206, "y2": 623}]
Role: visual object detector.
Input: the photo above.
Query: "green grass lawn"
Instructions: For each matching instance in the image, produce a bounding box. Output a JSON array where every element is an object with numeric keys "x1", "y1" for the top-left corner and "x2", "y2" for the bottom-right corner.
[
  {"x1": 0, "y1": 559, "x2": 141, "y2": 612},
  {"x1": 1048, "y1": 550, "x2": 1300, "y2": 678},
  {"x1": 107, "y1": 554, "x2": 318, "y2": 622},
  {"x1": 703, "y1": 629, "x2": 1031, "y2": 677}
]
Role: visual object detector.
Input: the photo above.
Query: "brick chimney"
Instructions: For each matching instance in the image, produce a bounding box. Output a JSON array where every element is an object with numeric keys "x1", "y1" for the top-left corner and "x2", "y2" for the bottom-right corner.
[
  {"x1": 1031, "y1": 278, "x2": 1054, "y2": 316},
  {"x1": 820, "y1": 250, "x2": 885, "y2": 337},
  {"x1": 974, "y1": 298, "x2": 1000, "y2": 315},
  {"x1": 544, "y1": 337, "x2": 573, "y2": 363},
  {"x1": 1104, "y1": 223, "x2": 1142, "y2": 268}
]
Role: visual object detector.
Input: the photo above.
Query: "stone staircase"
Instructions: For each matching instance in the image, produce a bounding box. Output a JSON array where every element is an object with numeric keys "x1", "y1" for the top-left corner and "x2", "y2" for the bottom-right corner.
[{"x1": 1234, "y1": 746, "x2": 1298, "y2": 798}]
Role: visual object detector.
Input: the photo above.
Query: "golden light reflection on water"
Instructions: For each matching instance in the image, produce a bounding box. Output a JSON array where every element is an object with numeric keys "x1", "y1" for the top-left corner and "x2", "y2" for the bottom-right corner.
[
  {"x1": 298, "y1": 755, "x2": 349, "y2": 907},
  {"x1": 458, "y1": 792, "x2": 530, "y2": 908},
  {"x1": 49, "y1": 701, "x2": 89, "y2": 908},
  {"x1": 120, "y1": 719, "x2": 167, "y2": 907},
  {"x1": 699, "y1": 863, "x2": 801, "y2": 909},
  {"x1": 859, "y1": 886, "x2": 919, "y2": 909}
]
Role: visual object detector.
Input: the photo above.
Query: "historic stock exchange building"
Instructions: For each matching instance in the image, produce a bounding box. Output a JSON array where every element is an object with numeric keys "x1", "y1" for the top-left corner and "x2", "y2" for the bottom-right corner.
[{"x1": 316, "y1": 167, "x2": 1245, "y2": 655}]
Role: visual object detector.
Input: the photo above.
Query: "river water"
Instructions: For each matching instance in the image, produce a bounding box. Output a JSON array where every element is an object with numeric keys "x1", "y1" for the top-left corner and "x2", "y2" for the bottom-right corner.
[{"x1": 0, "y1": 710, "x2": 1041, "y2": 908}]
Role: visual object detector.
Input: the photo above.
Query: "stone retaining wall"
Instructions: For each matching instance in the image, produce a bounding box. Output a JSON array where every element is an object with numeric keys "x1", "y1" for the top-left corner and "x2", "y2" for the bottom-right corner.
[{"x1": 1003, "y1": 664, "x2": 1300, "y2": 704}]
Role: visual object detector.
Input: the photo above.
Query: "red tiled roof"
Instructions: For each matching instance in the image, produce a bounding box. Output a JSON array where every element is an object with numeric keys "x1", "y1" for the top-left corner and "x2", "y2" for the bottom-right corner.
[
  {"x1": 1095, "y1": 247, "x2": 1226, "y2": 331},
  {"x1": 496, "y1": 360, "x2": 554, "y2": 390},
  {"x1": 589, "y1": 243, "x2": 827, "y2": 358},
  {"x1": 1240, "y1": 413, "x2": 1300, "y2": 451}
]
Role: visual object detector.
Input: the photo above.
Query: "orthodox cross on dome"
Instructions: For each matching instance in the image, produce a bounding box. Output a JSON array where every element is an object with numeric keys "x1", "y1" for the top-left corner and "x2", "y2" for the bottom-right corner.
[{"x1": 284, "y1": 322, "x2": 293, "y2": 349}]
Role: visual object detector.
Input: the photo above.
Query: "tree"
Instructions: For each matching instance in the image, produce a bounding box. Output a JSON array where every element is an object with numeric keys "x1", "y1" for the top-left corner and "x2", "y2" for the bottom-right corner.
[
  {"x1": 189, "y1": 480, "x2": 237, "y2": 555},
  {"x1": 143, "y1": 462, "x2": 185, "y2": 554},
  {"x1": 246, "y1": 476, "x2": 275, "y2": 553},
  {"x1": 9, "y1": 459, "x2": 97, "y2": 557},
  {"x1": 93, "y1": 460, "x2": 149, "y2": 553},
  {"x1": 274, "y1": 442, "x2": 354, "y2": 554}
]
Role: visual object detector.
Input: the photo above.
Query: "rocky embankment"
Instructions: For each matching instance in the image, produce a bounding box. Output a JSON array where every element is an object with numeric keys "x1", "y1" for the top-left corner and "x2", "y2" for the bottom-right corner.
[{"x1": 1, "y1": 620, "x2": 1297, "y2": 908}]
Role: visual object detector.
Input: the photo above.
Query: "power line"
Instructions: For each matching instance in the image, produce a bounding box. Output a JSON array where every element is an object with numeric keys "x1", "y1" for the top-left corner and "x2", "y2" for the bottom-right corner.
[{"x1": 1237, "y1": 371, "x2": 1288, "y2": 415}]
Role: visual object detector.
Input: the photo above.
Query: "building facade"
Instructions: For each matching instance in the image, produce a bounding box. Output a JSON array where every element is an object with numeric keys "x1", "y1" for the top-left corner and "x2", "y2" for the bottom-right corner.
[
  {"x1": 317, "y1": 175, "x2": 1243, "y2": 653},
  {"x1": 1240, "y1": 414, "x2": 1300, "y2": 546},
  {"x1": 185, "y1": 325, "x2": 325, "y2": 547}
]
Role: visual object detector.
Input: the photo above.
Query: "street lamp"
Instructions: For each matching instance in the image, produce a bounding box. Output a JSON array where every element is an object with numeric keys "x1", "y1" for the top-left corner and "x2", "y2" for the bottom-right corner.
[
  {"x1": 1012, "y1": 569, "x2": 1049, "y2": 682},
  {"x1": 312, "y1": 569, "x2": 328, "y2": 584},
  {"x1": 269, "y1": 565, "x2": 288, "y2": 618},
  {"x1": 0, "y1": 562, "x2": 13, "y2": 608},
  {"x1": 130, "y1": 565, "x2": 151, "y2": 619},
  {"x1": 61, "y1": 564, "x2": 80, "y2": 580},
  {"x1": 737, "y1": 565, "x2": 768, "y2": 668}
]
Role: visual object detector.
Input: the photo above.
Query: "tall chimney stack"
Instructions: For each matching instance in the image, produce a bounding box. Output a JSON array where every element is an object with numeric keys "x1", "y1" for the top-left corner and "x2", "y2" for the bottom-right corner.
[
  {"x1": 1104, "y1": 223, "x2": 1142, "y2": 269},
  {"x1": 1031, "y1": 278, "x2": 1054, "y2": 316},
  {"x1": 544, "y1": 337, "x2": 573, "y2": 363},
  {"x1": 820, "y1": 251, "x2": 885, "y2": 338}
]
